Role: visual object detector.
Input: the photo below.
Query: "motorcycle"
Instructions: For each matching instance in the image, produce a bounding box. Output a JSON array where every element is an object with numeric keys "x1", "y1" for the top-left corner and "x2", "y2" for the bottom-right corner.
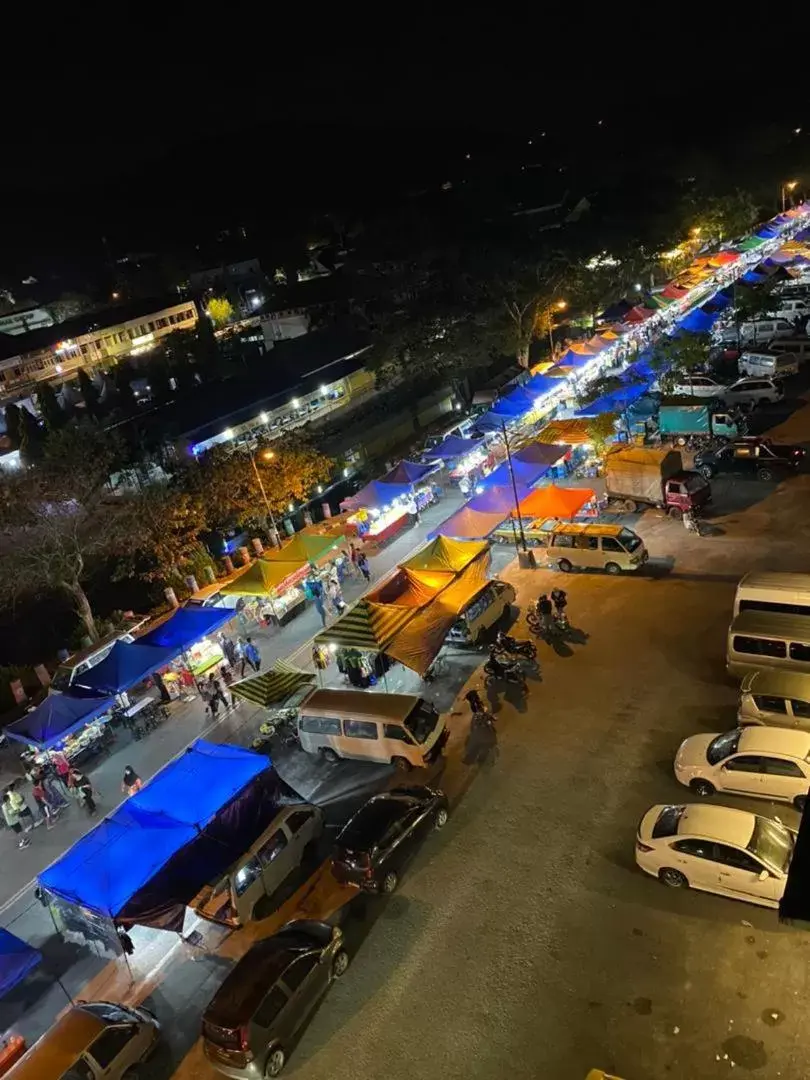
[
  {"x1": 494, "y1": 630, "x2": 537, "y2": 661},
  {"x1": 252, "y1": 707, "x2": 299, "y2": 750},
  {"x1": 483, "y1": 648, "x2": 527, "y2": 688}
]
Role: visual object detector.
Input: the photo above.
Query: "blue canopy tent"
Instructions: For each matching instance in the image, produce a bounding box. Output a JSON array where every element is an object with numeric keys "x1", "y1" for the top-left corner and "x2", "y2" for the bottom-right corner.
[
  {"x1": 756, "y1": 226, "x2": 780, "y2": 239},
  {"x1": 513, "y1": 442, "x2": 572, "y2": 467},
  {"x1": 467, "y1": 484, "x2": 531, "y2": 514},
  {"x1": 480, "y1": 459, "x2": 549, "y2": 490},
  {"x1": 795, "y1": 227, "x2": 810, "y2": 242},
  {"x1": 137, "y1": 607, "x2": 235, "y2": 653},
  {"x1": 677, "y1": 308, "x2": 718, "y2": 334},
  {"x1": 702, "y1": 290, "x2": 733, "y2": 312},
  {"x1": 422, "y1": 434, "x2": 485, "y2": 462},
  {"x1": 523, "y1": 373, "x2": 562, "y2": 400},
  {"x1": 554, "y1": 348, "x2": 596, "y2": 369},
  {"x1": 340, "y1": 479, "x2": 413, "y2": 512},
  {"x1": 742, "y1": 270, "x2": 768, "y2": 285},
  {"x1": 2, "y1": 693, "x2": 116, "y2": 750},
  {"x1": 621, "y1": 349, "x2": 656, "y2": 381},
  {"x1": 38, "y1": 740, "x2": 282, "y2": 930},
  {"x1": 575, "y1": 382, "x2": 649, "y2": 418},
  {"x1": 72, "y1": 641, "x2": 179, "y2": 695},
  {"x1": 0, "y1": 929, "x2": 41, "y2": 997},
  {"x1": 475, "y1": 387, "x2": 539, "y2": 431},
  {"x1": 379, "y1": 459, "x2": 439, "y2": 486}
]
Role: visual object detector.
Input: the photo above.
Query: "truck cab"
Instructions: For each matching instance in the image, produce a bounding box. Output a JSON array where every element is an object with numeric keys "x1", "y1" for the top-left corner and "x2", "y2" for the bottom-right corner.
[{"x1": 663, "y1": 472, "x2": 711, "y2": 515}]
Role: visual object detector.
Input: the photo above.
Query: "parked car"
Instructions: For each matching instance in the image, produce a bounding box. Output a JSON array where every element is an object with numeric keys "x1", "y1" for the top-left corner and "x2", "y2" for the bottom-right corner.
[
  {"x1": 445, "y1": 579, "x2": 516, "y2": 645},
  {"x1": 670, "y1": 374, "x2": 729, "y2": 398},
  {"x1": 738, "y1": 670, "x2": 810, "y2": 730},
  {"x1": 736, "y1": 352, "x2": 798, "y2": 380},
  {"x1": 332, "y1": 786, "x2": 449, "y2": 894},
  {"x1": 673, "y1": 726, "x2": 810, "y2": 810},
  {"x1": 720, "y1": 377, "x2": 784, "y2": 408},
  {"x1": 202, "y1": 920, "x2": 349, "y2": 1078},
  {"x1": 635, "y1": 803, "x2": 795, "y2": 908},
  {"x1": 8, "y1": 1001, "x2": 161, "y2": 1080},
  {"x1": 694, "y1": 437, "x2": 805, "y2": 481}
]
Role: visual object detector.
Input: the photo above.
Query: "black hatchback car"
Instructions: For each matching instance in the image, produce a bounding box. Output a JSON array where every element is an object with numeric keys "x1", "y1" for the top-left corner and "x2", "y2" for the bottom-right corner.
[
  {"x1": 202, "y1": 920, "x2": 348, "y2": 1078},
  {"x1": 332, "y1": 786, "x2": 449, "y2": 895},
  {"x1": 694, "y1": 437, "x2": 805, "y2": 481}
]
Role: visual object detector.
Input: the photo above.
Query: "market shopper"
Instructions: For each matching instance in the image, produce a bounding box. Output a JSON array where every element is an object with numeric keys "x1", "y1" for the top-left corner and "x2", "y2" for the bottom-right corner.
[
  {"x1": 219, "y1": 633, "x2": 237, "y2": 667},
  {"x1": 7, "y1": 784, "x2": 38, "y2": 832},
  {"x1": 356, "y1": 551, "x2": 371, "y2": 583},
  {"x1": 2, "y1": 791, "x2": 30, "y2": 849},
  {"x1": 208, "y1": 671, "x2": 229, "y2": 710},
  {"x1": 327, "y1": 577, "x2": 346, "y2": 616},
  {"x1": 68, "y1": 768, "x2": 96, "y2": 816},
  {"x1": 243, "y1": 637, "x2": 261, "y2": 673},
  {"x1": 51, "y1": 750, "x2": 71, "y2": 796},
  {"x1": 31, "y1": 773, "x2": 62, "y2": 828},
  {"x1": 220, "y1": 664, "x2": 239, "y2": 706},
  {"x1": 121, "y1": 766, "x2": 143, "y2": 797}
]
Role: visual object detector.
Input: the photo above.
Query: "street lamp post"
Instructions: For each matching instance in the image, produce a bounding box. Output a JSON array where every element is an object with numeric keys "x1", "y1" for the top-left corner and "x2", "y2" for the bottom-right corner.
[
  {"x1": 501, "y1": 420, "x2": 528, "y2": 558},
  {"x1": 250, "y1": 448, "x2": 280, "y2": 548},
  {"x1": 547, "y1": 299, "x2": 567, "y2": 358},
  {"x1": 782, "y1": 180, "x2": 798, "y2": 213}
]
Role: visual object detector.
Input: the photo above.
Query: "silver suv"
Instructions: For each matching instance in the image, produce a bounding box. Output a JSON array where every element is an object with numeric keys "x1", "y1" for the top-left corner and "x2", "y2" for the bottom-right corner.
[{"x1": 721, "y1": 378, "x2": 783, "y2": 409}]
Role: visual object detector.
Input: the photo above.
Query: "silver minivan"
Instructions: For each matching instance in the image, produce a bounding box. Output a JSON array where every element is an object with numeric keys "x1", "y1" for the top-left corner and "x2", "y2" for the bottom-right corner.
[
  {"x1": 738, "y1": 670, "x2": 810, "y2": 729},
  {"x1": 737, "y1": 350, "x2": 799, "y2": 379},
  {"x1": 297, "y1": 689, "x2": 448, "y2": 771},
  {"x1": 192, "y1": 805, "x2": 324, "y2": 927},
  {"x1": 727, "y1": 611, "x2": 810, "y2": 678}
]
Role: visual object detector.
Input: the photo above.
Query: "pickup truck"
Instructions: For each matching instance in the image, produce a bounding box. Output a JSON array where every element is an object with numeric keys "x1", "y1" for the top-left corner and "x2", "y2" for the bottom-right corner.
[
  {"x1": 695, "y1": 437, "x2": 805, "y2": 481},
  {"x1": 604, "y1": 446, "x2": 711, "y2": 518},
  {"x1": 657, "y1": 397, "x2": 742, "y2": 445}
]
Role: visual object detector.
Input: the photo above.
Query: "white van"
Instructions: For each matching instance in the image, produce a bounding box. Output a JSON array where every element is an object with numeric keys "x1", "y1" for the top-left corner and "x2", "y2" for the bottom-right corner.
[
  {"x1": 727, "y1": 611, "x2": 810, "y2": 678},
  {"x1": 770, "y1": 337, "x2": 810, "y2": 363},
  {"x1": 737, "y1": 349, "x2": 799, "y2": 378},
  {"x1": 50, "y1": 620, "x2": 150, "y2": 691},
  {"x1": 733, "y1": 572, "x2": 810, "y2": 619},
  {"x1": 776, "y1": 298, "x2": 810, "y2": 323},
  {"x1": 739, "y1": 319, "x2": 797, "y2": 345}
]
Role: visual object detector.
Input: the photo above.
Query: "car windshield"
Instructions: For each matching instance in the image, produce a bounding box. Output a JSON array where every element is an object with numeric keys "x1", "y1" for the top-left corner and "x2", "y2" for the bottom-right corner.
[
  {"x1": 404, "y1": 703, "x2": 438, "y2": 744},
  {"x1": 618, "y1": 528, "x2": 642, "y2": 553},
  {"x1": 706, "y1": 730, "x2": 741, "y2": 765},
  {"x1": 748, "y1": 817, "x2": 794, "y2": 874}
]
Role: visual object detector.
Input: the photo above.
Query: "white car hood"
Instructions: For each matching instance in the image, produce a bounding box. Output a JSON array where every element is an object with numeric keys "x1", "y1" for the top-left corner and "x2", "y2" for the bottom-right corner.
[{"x1": 675, "y1": 732, "x2": 718, "y2": 772}]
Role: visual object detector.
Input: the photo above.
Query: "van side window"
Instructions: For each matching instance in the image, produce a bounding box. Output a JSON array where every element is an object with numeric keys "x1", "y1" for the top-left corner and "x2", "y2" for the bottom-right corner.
[
  {"x1": 753, "y1": 695, "x2": 788, "y2": 714},
  {"x1": 761, "y1": 757, "x2": 804, "y2": 778},
  {"x1": 258, "y1": 830, "x2": 288, "y2": 864},
  {"x1": 789, "y1": 642, "x2": 810, "y2": 662},
  {"x1": 87, "y1": 1026, "x2": 138, "y2": 1068},
  {"x1": 601, "y1": 537, "x2": 623, "y2": 552},
  {"x1": 791, "y1": 699, "x2": 810, "y2": 719},
  {"x1": 234, "y1": 856, "x2": 262, "y2": 896},
  {"x1": 551, "y1": 533, "x2": 573, "y2": 547},
  {"x1": 575, "y1": 534, "x2": 598, "y2": 549},
  {"x1": 344, "y1": 719, "x2": 378, "y2": 739},
  {"x1": 286, "y1": 810, "x2": 313, "y2": 833},
  {"x1": 300, "y1": 715, "x2": 341, "y2": 735},
  {"x1": 254, "y1": 984, "x2": 289, "y2": 1028},
  {"x1": 383, "y1": 723, "x2": 411, "y2": 742},
  {"x1": 739, "y1": 598, "x2": 810, "y2": 618},
  {"x1": 732, "y1": 635, "x2": 787, "y2": 659}
]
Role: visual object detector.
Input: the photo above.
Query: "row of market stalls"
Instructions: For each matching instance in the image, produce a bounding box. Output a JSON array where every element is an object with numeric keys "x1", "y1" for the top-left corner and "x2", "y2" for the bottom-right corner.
[{"x1": 1, "y1": 606, "x2": 238, "y2": 767}]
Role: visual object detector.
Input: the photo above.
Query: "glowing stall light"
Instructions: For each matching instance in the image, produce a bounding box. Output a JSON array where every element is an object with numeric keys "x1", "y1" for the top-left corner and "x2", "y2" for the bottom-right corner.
[
  {"x1": 585, "y1": 253, "x2": 621, "y2": 270},
  {"x1": 223, "y1": 428, "x2": 234, "y2": 441},
  {"x1": 343, "y1": 467, "x2": 350, "y2": 477},
  {"x1": 291, "y1": 397, "x2": 300, "y2": 409},
  {"x1": 319, "y1": 384, "x2": 327, "y2": 395},
  {"x1": 259, "y1": 411, "x2": 269, "y2": 423}
]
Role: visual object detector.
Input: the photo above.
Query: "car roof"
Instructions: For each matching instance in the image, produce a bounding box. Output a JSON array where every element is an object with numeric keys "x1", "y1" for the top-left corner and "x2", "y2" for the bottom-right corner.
[
  {"x1": 336, "y1": 793, "x2": 412, "y2": 849},
  {"x1": 738, "y1": 726, "x2": 810, "y2": 758},
  {"x1": 678, "y1": 804, "x2": 756, "y2": 848},
  {"x1": 205, "y1": 938, "x2": 315, "y2": 1027},
  {"x1": 299, "y1": 688, "x2": 419, "y2": 722},
  {"x1": 6, "y1": 1007, "x2": 106, "y2": 1080},
  {"x1": 730, "y1": 610, "x2": 810, "y2": 641},
  {"x1": 738, "y1": 570, "x2": 810, "y2": 592},
  {"x1": 550, "y1": 523, "x2": 624, "y2": 538}
]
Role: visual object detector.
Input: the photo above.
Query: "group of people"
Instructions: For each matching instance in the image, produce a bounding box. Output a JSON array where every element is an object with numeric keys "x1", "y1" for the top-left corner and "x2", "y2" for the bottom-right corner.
[
  {"x1": 306, "y1": 551, "x2": 371, "y2": 627},
  {"x1": 217, "y1": 633, "x2": 261, "y2": 677},
  {"x1": 3, "y1": 754, "x2": 97, "y2": 850},
  {"x1": 535, "y1": 588, "x2": 568, "y2": 632}
]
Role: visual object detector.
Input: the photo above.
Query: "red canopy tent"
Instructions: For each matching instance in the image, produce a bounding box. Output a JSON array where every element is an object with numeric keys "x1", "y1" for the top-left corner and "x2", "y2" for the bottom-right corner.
[
  {"x1": 661, "y1": 283, "x2": 690, "y2": 300},
  {"x1": 622, "y1": 305, "x2": 656, "y2": 324}
]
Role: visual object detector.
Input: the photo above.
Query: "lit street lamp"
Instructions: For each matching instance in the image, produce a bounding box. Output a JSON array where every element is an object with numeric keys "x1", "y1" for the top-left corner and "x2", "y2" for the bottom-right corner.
[
  {"x1": 782, "y1": 180, "x2": 798, "y2": 212},
  {"x1": 250, "y1": 448, "x2": 280, "y2": 547}
]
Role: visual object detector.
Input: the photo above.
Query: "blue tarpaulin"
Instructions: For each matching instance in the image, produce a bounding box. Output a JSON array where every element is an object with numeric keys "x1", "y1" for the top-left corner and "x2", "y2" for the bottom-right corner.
[
  {"x1": 3, "y1": 693, "x2": 116, "y2": 750},
  {"x1": 422, "y1": 434, "x2": 485, "y2": 462},
  {"x1": 575, "y1": 382, "x2": 649, "y2": 417},
  {"x1": 340, "y1": 478, "x2": 413, "y2": 511},
  {"x1": 481, "y1": 460, "x2": 549, "y2": 490},
  {"x1": 678, "y1": 308, "x2": 718, "y2": 334},
  {"x1": 73, "y1": 641, "x2": 179, "y2": 695},
  {"x1": 38, "y1": 741, "x2": 269, "y2": 919},
  {"x1": 137, "y1": 607, "x2": 235, "y2": 653},
  {"x1": 379, "y1": 459, "x2": 439, "y2": 486},
  {"x1": 742, "y1": 270, "x2": 767, "y2": 285},
  {"x1": 0, "y1": 928, "x2": 41, "y2": 997}
]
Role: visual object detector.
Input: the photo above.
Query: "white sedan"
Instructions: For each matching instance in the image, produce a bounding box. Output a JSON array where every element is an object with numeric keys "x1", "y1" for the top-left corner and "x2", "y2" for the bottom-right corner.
[
  {"x1": 674, "y1": 727, "x2": 810, "y2": 811},
  {"x1": 636, "y1": 803, "x2": 795, "y2": 908}
]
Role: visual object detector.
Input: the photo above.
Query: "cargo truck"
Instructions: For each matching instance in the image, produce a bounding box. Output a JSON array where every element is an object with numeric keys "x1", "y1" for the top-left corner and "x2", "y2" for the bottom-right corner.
[
  {"x1": 604, "y1": 446, "x2": 711, "y2": 517},
  {"x1": 657, "y1": 396, "x2": 742, "y2": 446}
]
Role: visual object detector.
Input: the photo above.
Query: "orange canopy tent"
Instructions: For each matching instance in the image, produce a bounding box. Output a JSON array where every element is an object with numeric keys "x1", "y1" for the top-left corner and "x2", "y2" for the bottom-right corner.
[{"x1": 514, "y1": 485, "x2": 595, "y2": 519}]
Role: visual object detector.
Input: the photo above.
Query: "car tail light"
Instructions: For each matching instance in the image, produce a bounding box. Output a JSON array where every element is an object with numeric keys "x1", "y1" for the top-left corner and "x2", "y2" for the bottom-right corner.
[
  {"x1": 636, "y1": 839, "x2": 654, "y2": 854},
  {"x1": 239, "y1": 1026, "x2": 252, "y2": 1054}
]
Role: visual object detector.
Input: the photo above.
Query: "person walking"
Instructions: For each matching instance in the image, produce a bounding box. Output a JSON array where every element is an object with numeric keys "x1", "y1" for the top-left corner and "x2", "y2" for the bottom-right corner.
[
  {"x1": 243, "y1": 637, "x2": 261, "y2": 673},
  {"x1": 234, "y1": 637, "x2": 247, "y2": 677},
  {"x1": 68, "y1": 768, "x2": 96, "y2": 816},
  {"x1": 50, "y1": 750, "x2": 71, "y2": 797},
  {"x1": 348, "y1": 542, "x2": 359, "y2": 575},
  {"x1": 208, "y1": 671, "x2": 229, "y2": 710},
  {"x1": 219, "y1": 633, "x2": 237, "y2": 667},
  {"x1": 220, "y1": 665, "x2": 239, "y2": 707},
  {"x1": 2, "y1": 791, "x2": 30, "y2": 848},
  {"x1": 356, "y1": 551, "x2": 371, "y2": 583},
  {"x1": 537, "y1": 593, "x2": 554, "y2": 634},
  {"x1": 7, "y1": 785, "x2": 38, "y2": 832},
  {"x1": 326, "y1": 577, "x2": 346, "y2": 616},
  {"x1": 121, "y1": 766, "x2": 143, "y2": 797},
  {"x1": 31, "y1": 772, "x2": 62, "y2": 829},
  {"x1": 41, "y1": 763, "x2": 69, "y2": 810}
]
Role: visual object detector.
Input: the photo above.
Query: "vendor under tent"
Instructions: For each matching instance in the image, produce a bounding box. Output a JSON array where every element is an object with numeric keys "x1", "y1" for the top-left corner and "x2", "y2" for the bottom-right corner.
[
  {"x1": 3, "y1": 692, "x2": 116, "y2": 751},
  {"x1": 71, "y1": 641, "x2": 178, "y2": 696},
  {"x1": 341, "y1": 479, "x2": 412, "y2": 513},
  {"x1": 38, "y1": 740, "x2": 281, "y2": 932},
  {"x1": 230, "y1": 660, "x2": 315, "y2": 708},
  {"x1": 515, "y1": 485, "x2": 595, "y2": 520},
  {"x1": 400, "y1": 535, "x2": 490, "y2": 574},
  {"x1": 314, "y1": 598, "x2": 415, "y2": 689},
  {"x1": 219, "y1": 557, "x2": 310, "y2": 626},
  {"x1": 379, "y1": 459, "x2": 440, "y2": 486},
  {"x1": 0, "y1": 928, "x2": 41, "y2": 997}
]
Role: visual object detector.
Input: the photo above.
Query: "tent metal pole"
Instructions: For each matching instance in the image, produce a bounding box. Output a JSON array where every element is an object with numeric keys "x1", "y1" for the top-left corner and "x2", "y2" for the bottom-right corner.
[{"x1": 502, "y1": 421, "x2": 527, "y2": 553}]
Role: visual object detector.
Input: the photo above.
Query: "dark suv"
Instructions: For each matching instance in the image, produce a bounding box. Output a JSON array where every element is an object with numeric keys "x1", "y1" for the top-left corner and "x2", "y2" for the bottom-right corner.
[
  {"x1": 332, "y1": 786, "x2": 449, "y2": 894},
  {"x1": 694, "y1": 437, "x2": 805, "y2": 481},
  {"x1": 202, "y1": 920, "x2": 349, "y2": 1078}
]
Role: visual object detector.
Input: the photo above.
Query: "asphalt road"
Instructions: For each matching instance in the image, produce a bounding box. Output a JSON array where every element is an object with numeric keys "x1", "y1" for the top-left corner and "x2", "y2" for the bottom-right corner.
[{"x1": 166, "y1": 385, "x2": 810, "y2": 1080}]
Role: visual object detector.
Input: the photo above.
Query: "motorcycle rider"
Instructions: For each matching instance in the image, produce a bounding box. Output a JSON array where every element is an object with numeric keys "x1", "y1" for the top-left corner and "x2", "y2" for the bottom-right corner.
[
  {"x1": 464, "y1": 688, "x2": 487, "y2": 714},
  {"x1": 550, "y1": 588, "x2": 567, "y2": 616},
  {"x1": 537, "y1": 593, "x2": 554, "y2": 633}
]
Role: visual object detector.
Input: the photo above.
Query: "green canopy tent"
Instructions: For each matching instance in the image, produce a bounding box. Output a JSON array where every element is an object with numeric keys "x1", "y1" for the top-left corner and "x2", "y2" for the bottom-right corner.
[{"x1": 231, "y1": 660, "x2": 316, "y2": 708}]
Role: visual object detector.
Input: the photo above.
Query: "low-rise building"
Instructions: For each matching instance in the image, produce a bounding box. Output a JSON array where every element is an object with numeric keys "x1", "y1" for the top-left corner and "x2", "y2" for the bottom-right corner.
[{"x1": 0, "y1": 296, "x2": 198, "y2": 398}]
